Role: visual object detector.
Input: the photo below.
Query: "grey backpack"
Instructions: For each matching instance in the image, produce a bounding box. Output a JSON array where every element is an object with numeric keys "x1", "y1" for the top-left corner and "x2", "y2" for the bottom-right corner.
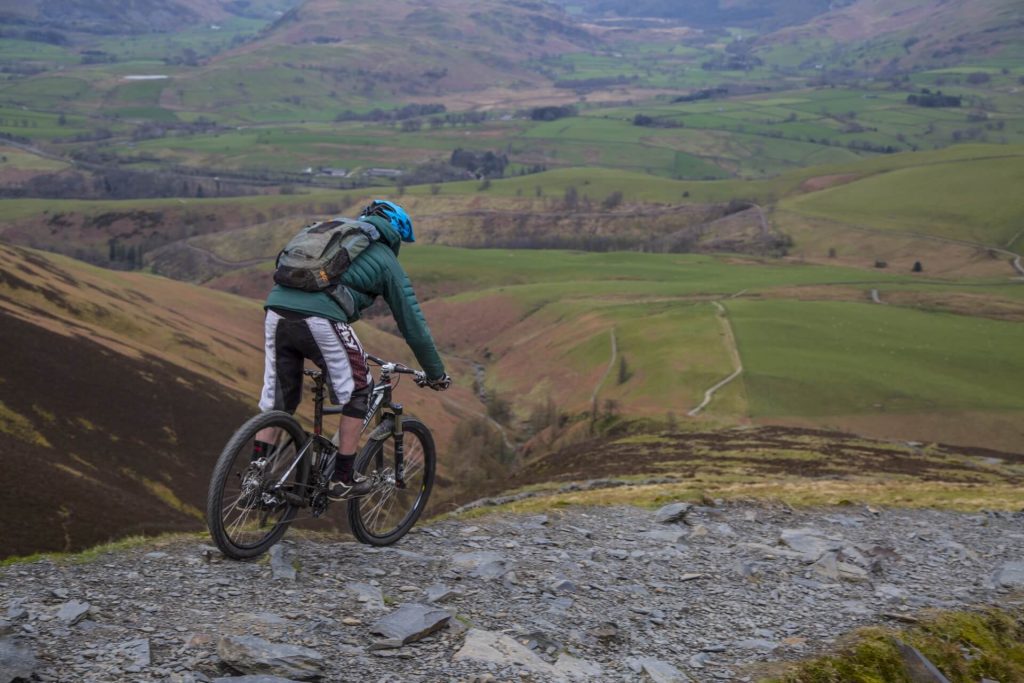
[{"x1": 273, "y1": 218, "x2": 379, "y2": 314}]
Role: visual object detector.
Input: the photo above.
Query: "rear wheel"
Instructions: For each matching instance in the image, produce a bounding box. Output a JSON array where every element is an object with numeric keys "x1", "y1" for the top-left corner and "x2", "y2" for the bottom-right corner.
[
  {"x1": 206, "y1": 411, "x2": 310, "y2": 559},
  {"x1": 348, "y1": 417, "x2": 435, "y2": 546}
]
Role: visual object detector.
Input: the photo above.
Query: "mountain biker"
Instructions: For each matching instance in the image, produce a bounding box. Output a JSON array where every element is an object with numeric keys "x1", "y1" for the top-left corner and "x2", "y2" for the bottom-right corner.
[{"x1": 255, "y1": 200, "x2": 450, "y2": 499}]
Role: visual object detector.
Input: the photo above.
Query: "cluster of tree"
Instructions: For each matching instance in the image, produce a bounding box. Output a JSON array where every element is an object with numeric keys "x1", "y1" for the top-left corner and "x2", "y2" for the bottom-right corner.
[
  {"x1": 59, "y1": 128, "x2": 114, "y2": 143},
  {"x1": 445, "y1": 416, "x2": 513, "y2": 493},
  {"x1": 701, "y1": 53, "x2": 763, "y2": 71},
  {"x1": 0, "y1": 28, "x2": 68, "y2": 45},
  {"x1": 333, "y1": 103, "x2": 447, "y2": 123},
  {"x1": 129, "y1": 117, "x2": 224, "y2": 142},
  {"x1": 633, "y1": 114, "x2": 683, "y2": 129},
  {"x1": 106, "y1": 240, "x2": 147, "y2": 270},
  {"x1": 950, "y1": 128, "x2": 987, "y2": 142},
  {"x1": 0, "y1": 169, "x2": 256, "y2": 201},
  {"x1": 79, "y1": 50, "x2": 117, "y2": 64},
  {"x1": 672, "y1": 87, "x2": 729, "y2": 103},
  {"x1": 529, "y1": 105, "x2": 577, "y2": 122},
  {"x1": 0, "y1": 131, "x2": 30, "y2": 145},
  {"x1": 163, "y1": 48, "x2": 201, "y2": 67},
  {"x1": 1, "y1": 63, "x2": 47, "y2": 76},
  {"x1": 396, "y1": 160, "x2": 473, "y2": 187},
  {"x1": 450, "y1": 148, "x2": 509, "y2": 178},
  {"x1": 906, "y1": 90, "x2": 962, "y2": 107},
  {"x1": 553, "y1": 75, "x2": 638, "y2": 91}
]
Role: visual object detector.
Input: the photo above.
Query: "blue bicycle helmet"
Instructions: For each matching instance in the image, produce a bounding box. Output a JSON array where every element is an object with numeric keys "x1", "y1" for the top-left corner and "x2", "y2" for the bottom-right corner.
[{"x1": 360, "y1": 200, "x2": 414, "y2": 243}]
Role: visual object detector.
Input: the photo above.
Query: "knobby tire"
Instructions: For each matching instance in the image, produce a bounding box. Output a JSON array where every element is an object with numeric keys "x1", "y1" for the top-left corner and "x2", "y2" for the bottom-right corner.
[
  {"x1": 348, "y1": 417, "x2": 435, "y2": 546},
  {"x1": 206, "y1": 410, "x2": 310, "y2": 560}
]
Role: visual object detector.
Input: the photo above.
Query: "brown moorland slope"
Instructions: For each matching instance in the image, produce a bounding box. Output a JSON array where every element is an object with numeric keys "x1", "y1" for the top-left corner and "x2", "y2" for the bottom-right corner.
[
  {"x1": 0, "y1": 244, "x2": 498, "y2": 557},
  {"x1": 0, "y1": 243, "x2": 266, "y2": 558},
  {"x1": 0, "y1": 309, "x2": 252, "y2": 559}
]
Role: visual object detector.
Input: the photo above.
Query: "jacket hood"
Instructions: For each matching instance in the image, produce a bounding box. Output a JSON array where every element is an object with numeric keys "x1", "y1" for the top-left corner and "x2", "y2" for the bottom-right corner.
[{"x1": 361, "y1": 215, "x2": 401, "y2": 257}]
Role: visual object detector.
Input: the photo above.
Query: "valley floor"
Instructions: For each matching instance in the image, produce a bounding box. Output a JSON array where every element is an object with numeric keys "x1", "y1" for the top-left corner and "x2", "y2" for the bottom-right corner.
[{"x1": 2, "y1": 501, "x2": 1022, "y2": 681}]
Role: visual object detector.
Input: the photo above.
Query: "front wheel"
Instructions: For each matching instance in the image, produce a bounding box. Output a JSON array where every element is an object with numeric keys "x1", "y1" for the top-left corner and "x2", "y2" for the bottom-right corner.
[
  {"x1": 206, "y1": 411, "x2": 310, "y2": 559},
  {"x1": 348, "y1": 417, "x2": 435, "y2": 546}
]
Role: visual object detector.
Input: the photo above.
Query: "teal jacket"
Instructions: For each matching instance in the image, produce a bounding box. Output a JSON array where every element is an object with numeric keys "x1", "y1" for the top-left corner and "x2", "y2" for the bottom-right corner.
[{"x1": 265, "y1": 216, "x2": 446, "y2": 380}]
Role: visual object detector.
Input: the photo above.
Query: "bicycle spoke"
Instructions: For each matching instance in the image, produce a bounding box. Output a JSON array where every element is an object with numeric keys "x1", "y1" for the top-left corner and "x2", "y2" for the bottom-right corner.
[
  {"x1": 208, "y1": 412, "x2": 310, "y2": 558},
  {"x1": 362, "y1": 486, "x2": 393, "y2": 532}
]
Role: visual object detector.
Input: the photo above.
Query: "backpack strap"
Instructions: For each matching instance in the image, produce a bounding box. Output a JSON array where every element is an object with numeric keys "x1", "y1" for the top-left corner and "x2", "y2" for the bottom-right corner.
[{"x1": 326, "y1": 284, "x2": 356, "y2": 318}]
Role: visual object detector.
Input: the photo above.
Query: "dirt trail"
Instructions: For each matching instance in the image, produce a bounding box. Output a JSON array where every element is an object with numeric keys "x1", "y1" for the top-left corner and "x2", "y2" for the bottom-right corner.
[{"x1": 688, "y1": 301, "x2": 743, "y2": 417}]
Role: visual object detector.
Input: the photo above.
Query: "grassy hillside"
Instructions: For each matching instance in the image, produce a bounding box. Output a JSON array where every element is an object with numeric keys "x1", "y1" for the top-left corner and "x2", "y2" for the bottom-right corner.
[
  {"x1": 728, "y1": 297, "x2": 1024, "y2": 410},
  {"x1": 782, "y1": 155, "x2": 1024, "y2": 252},
  {"x1": 401, "y1": 246, "x2": 1023, "y2": 452}
]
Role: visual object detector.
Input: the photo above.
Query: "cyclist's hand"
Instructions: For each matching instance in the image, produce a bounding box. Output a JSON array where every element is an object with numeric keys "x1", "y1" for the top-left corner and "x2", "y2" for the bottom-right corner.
[{"x1": 415, "y1": 373, "x2": 451, "y2": 391}]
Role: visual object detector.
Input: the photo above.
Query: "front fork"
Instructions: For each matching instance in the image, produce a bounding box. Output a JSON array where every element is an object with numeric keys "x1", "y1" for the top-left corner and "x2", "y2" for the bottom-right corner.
[{"x1": 391, "y1": 403, "x2": 406, "y2": 489}]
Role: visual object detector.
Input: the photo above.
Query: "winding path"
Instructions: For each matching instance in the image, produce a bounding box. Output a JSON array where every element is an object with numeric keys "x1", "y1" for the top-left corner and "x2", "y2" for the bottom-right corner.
[{"x1": 688, "y1": 301, "x2": 743, "y2": 417}]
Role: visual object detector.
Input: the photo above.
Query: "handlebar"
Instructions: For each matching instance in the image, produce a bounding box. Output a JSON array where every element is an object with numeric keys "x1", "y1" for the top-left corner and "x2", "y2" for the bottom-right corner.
[{"x1": 367, "y1": 354, "x2": 425, "y2": 381}]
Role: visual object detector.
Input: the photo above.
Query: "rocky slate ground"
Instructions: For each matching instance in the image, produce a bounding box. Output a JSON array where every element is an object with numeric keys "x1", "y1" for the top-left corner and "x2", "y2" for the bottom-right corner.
[{"x1": 2, "y1": 501, "x2": 1024, "y2": 683}]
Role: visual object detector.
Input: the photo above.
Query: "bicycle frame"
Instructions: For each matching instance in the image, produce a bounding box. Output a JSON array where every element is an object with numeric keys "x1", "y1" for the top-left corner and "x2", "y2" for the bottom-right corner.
[{"x1": 272, "y1": 356, "x2": 413, "y2": 502}]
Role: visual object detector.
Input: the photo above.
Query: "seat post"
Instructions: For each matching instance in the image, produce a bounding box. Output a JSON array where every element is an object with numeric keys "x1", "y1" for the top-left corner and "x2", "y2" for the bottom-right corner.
[{"x1": 306, "y1": 369, "x2": 326, "y2": 436}]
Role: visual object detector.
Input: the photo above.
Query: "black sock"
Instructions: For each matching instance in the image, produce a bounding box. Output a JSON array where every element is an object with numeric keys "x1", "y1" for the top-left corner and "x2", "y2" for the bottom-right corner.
[
  {"x1": 252, "y1": 440, "x2": 272, "y2": 461},
  {"x1": 333, "y1": 453, "x2": 356, "y2": 482}
]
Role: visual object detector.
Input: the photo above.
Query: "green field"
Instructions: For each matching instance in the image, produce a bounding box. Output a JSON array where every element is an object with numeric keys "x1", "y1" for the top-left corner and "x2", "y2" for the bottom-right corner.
[
  {"x1": 728, "y1": 299, "x2": 1024, "y2": 417},
  {"x1": 89, "y1": 79, "x2": 1024, "y2": 180},
  {"x1": 783, "y1": 154, "x2": 1024, "y2": 251},
  {"x1": 388, "y1": 243, "x2": 1024, "y2": 450}
]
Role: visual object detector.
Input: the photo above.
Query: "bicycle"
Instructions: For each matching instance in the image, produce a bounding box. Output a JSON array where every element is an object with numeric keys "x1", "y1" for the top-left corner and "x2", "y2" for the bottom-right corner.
[{"x1": 205, "y1": 354, "x2": 436, "y2": 560}]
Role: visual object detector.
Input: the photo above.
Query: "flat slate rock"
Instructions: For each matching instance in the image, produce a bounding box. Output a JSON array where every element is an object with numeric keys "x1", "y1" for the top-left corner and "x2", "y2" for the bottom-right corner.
[
  {"x1": 630, "y1": 656, "x2": 690, "y2": 683},
  {"x1": 779, "y1": 528, "x2": 841, "y2": 561},
  {"x1": 654, "y1": 503, "x2": 692, "y2": 524},
  {"x1": 212, "y1": 677, "x2": 304, "y2": 683},
  {"x1": 370, "y1": 603, "x2": 450, "y2": 648},
  {"x1": 0, "y1": 637, "x2": 38, "y2": 682},
  {"x1": 217, "y1": 635, "x2": 323, "y2": 682},
  {"x1": 423, "y1": 584, "x2": 461, "y2": 603},
  {"x1": 993, "y1": 561, "x2": 1024, "y2": 588},
  {"x1": 269, "y1": 544, "x2": 297, "y2": 581},
  {"x1": 117, "y1": 638, "x2": 151, "y2": 668},
  {"x1": 56, "y1": 600, "x2": 90, "y2": 625},
  {"x1": 454, "y1": 628, "x2": 602, "y2": 681},
  {"x1": 346, "y1": 583, "x2": 385, "y2": 611},
  {"x1": 641, "y1": 528, "x2": 688, "y2": 544}
]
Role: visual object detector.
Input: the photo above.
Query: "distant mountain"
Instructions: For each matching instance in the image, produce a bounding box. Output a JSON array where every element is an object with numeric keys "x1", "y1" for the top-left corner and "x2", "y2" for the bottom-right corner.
[
  {"x1": 0, "y1": 0, "x2": 301, "y2": 34},
  {"x1": 552, "y1": 0, "x2": 841, "y2": 30},
  {"x1": 194, "y1": 0, "x2": 598, "y2": 96},
  {"x1": 756, "y1": 0, "x2": 1023, "y2": 71}
]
